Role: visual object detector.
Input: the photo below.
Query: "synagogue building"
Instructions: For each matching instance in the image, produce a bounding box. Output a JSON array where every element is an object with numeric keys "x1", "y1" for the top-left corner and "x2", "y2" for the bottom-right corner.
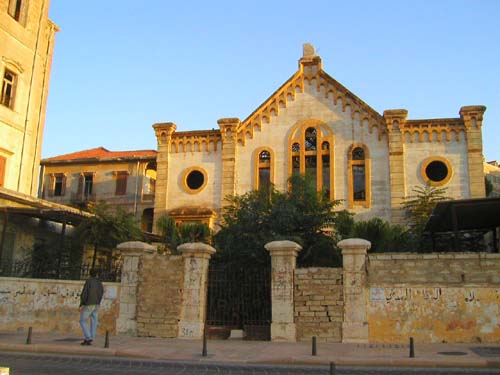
[{"x1": 151, "y1": 44, "x2": 486, "y2": 228}]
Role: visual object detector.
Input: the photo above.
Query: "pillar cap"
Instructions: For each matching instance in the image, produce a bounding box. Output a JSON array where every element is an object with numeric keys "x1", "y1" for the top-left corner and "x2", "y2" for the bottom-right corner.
[
  {"x1": 117, "y1": 241, "x2": 156, "y2": 255},
  {"x1": 337, "y1": 238, "x2": 371, "y2": 250},
  {"x1": 178, "y1": 242, "x2": 216, "y2": 258},
  {"x1": 265, "y1": 240, "x2": 302, "y2": 256}
]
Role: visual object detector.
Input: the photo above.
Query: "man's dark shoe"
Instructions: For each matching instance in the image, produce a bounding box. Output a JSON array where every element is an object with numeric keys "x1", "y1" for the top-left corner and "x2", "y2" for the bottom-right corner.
[{"x1": 80, "y1": 340, "x2": 92, "y2": 346}]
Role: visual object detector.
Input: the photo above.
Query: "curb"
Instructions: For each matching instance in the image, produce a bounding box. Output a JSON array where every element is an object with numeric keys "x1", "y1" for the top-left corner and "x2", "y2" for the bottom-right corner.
[{"x1": 0, "y1": 343, "x2": 498, "y2": 368}]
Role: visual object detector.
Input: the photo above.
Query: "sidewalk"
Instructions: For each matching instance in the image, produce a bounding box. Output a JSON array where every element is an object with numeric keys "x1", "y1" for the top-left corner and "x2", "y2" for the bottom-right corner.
[{"x1": 0, "y1": 330, "x2": 499, "y2": 368}]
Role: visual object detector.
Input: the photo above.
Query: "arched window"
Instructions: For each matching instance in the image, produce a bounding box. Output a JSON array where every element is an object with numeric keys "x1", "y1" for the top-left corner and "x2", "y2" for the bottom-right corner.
[
  {"x1": 348, "y1": 145, "x2": 370, "y2": 208},
  {"x1": 254, "y1": 148, "x2": 274, "y2": 191},
  {"x1": 288, "y1": 120, "x2": 334, "y2": 199},
  {"x1": 144, "y1": 161, "x2": 157, "y2": 196}
]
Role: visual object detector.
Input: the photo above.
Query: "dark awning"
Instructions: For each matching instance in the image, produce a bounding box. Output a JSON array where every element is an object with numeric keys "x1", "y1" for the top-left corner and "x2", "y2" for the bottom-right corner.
[
  {"x1": 424, "y1": 197, "x2": 500, "y2": 233},
  {"x1": 0, "y1": 207, "x2": 89, "y2": 226}
]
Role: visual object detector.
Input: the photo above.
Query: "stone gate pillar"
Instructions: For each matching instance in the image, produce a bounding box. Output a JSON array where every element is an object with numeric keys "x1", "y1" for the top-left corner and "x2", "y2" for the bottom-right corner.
[
  {"x1": 177, "y1": 242, "x2": 216, "y2": 339},
  {"x1": 338, "y1": 238, "x2": 371, "y2": 343},
  {"x1": 265, "y1": 240, "x2": 302, "y2": 342},
  {"x1": 116, "y1": 241, "x2": 156, "y2": 335}
]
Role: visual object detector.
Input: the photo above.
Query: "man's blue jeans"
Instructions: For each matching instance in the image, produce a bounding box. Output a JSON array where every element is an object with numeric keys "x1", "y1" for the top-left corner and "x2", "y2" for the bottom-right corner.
[{"x1": 80, "y1": 305, "x2": 99, "y2": 341}]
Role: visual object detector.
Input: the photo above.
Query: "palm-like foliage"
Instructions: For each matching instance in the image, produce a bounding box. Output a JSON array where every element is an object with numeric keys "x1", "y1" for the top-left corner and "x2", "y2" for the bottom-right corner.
[
  {"x1": 74, "y1": 202, "x2": 143, "y2": 267},
  {"x1": 156, "y1": 214, "x2": 180, "y2": 252},
  {"x1": 402, "y1": 184, "x2": 449, "y2": 233},
  {"x1": 402, "y1": 184, "x2": 449, "y2": 251}
]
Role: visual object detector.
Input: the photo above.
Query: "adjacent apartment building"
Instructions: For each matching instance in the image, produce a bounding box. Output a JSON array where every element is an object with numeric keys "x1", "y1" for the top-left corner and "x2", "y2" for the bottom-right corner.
[
  {"x1": 40, "y1": 147, "x2": 157, "y2": 231},
  {"x1": 0, "y1": 0, "x2": 58, "y2": 195}
]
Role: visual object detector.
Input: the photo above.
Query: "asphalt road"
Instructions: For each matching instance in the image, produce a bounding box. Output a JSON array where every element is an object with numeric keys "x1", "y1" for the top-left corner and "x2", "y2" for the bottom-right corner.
[{"x1": 1, "y1": 352, "x2": 500, "y2": 375}]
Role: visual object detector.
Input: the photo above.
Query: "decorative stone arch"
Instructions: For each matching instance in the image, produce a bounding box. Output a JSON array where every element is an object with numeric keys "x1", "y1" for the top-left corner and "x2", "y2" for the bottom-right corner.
[
  {"x1": 347, "y1": 143, "x2": 371, "y2": 208},
  {"x1": 288, "y1": 119, "x2": 335, "y2": 200},
  {"x1": 253, "y1": 147, "x2": 275, "y2": 190}
]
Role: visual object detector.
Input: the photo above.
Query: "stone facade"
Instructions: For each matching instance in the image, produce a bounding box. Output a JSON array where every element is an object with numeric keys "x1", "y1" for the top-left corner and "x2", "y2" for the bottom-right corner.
[
  {"x1": 294, "y1": 267, "x2": 343, "y2": 342},
  {"x1": 136, "y1": 254, "x2": 183, "y2": 337},
  {"x1": 152, "y1": 44, "x2": 486, "y2": 227},
  {"x1": 0, "y1": 277, "x2": 119, "y2": 334},
  {"x1": 0, "y1": 0, "x2": 58, "y2": 195}
]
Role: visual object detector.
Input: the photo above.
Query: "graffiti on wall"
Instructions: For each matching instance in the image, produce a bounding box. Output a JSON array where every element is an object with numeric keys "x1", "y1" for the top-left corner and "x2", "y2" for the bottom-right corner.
[{"x1": 369, "y1": 287, "x2": 481, "y2": 303}]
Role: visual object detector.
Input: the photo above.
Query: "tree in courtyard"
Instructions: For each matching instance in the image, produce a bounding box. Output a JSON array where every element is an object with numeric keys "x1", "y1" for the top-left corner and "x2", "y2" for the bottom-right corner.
[
  {"x1": 402, "y1": 184, "x2": 449, "y2": 250},
  {"x1": 214, "y1": 174, "x2": 343, "y2": 267},
  {"x1": 337, "y1": 214, "x2": 416, "y2": 253},
  {"x1": 179, "y1": 222, "x2": 211, "y2": 244},
  {"x1": 156, "y1": 214, "x2": 180, "y2": 253},
  {"x1": 73, "y1": 202, "x2": 143, "y2": 268},
  {"x1": 156, "y1": 215, "x2": 212, "y2": 253}
]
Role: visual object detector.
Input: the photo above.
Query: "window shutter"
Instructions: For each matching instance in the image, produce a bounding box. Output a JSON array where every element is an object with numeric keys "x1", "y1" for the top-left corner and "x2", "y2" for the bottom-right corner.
[
  {"x1": 7, "y1": 0, "x2": 17, "y2": 18},
  {"x1": 115, "y1": 172, "x2": 128, "y2": 195},
  {"x1": 0, "y1": 156, "x2": 5, "y2": 187},
  {"x1": 61, "y1": 175, "x2": 67, "y2": 196},
  {"x1": 48, "y1": 174, "x2": 54, "y2": 197},
  {"x1": 77, "y1": 174, "x2": 84, "y2": 199}
]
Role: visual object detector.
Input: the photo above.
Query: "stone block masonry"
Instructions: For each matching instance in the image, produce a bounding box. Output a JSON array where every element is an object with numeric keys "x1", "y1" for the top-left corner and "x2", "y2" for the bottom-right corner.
[
  {"x1": 367, "y1": 252, "x2": 500, "y2": 285},
  {"x1": 294, "y1": 268, "x2": 343, "y2": 342},
  {"x1": 136, "y1": 254, "x2": 184, "y2": 337}
]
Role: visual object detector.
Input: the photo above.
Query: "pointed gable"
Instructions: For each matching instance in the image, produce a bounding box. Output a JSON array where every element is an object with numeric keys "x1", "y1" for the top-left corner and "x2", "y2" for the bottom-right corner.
[{"x1": 236, "y1": 44, "x2": 387, "y2": 145}]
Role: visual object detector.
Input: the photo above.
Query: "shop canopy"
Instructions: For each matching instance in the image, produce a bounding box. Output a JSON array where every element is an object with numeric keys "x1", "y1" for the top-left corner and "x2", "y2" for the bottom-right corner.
[{"x1": 424, "y1": 197, "x2": 500, "y2": 233}]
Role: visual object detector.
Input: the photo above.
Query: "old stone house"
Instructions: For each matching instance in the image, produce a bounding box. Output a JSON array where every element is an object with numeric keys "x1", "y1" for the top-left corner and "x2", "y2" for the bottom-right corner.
[
  {"x1": 152, "y1": 44, "x2": 486, "y2": 228},
  {"x1": 40, "y1": 147, "x2": 157, "y2": 232}
]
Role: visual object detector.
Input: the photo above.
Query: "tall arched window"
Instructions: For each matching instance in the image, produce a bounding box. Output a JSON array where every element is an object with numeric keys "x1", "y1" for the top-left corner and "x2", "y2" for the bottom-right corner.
[
  {"x1": 288, "y1": 120, "x2": 334, "y2": 199},
  {"x1": 254, "y1": 148, "x2": 274, "y2": 191},
  {"x1": 348, "y1": 144, "x2": 370, "y2": 208}
]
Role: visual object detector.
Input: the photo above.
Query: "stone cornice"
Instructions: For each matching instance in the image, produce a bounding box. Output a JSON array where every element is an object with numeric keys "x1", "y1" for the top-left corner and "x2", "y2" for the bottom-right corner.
[
  {"x1": 403, "y1": 118, "x2": 465, "y2": 143},
  {"x1": 170, "y1": 130, "x2": 221, "y2": 153}
]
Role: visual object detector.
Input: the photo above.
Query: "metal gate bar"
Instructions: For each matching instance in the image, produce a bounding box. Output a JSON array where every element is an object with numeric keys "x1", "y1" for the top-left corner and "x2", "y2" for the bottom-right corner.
[{"x1": 206, "y1": 262, "x2": 271, "y2": 339}]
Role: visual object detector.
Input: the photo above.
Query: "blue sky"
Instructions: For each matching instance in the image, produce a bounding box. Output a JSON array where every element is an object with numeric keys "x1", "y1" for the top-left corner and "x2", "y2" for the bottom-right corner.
[{"x1": 44, "y1": 0, "x2": 499, "y2": 161}]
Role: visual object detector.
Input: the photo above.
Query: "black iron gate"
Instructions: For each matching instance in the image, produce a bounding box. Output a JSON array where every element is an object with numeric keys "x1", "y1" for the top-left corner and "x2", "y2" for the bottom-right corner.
[{"x1": 206, "y1": 262, "x2": 271, "y2": 340}]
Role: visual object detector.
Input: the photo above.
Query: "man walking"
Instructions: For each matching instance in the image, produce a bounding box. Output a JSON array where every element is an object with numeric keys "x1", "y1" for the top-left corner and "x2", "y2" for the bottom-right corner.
[{"x1": 79, "y1": 269, "x2": 104, "y2": 345}]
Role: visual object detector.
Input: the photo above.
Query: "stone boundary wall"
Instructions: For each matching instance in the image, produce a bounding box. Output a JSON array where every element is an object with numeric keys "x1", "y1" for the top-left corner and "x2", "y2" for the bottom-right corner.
[
  {"x1": 294, "y1": 267, "x2": 343, "y2": 342},
  {"x1": 0, "y1": 277, "x2": 120, "y2": 334},
  {"x1": 367, "y1": 252, "x2": 500, "y2": 343},
  {"x1": 136, "y1": 254, "x2": 184, "y2": 337},
  {"x1": 367, "y1": 252, "x2": 500, "y2": 285}
]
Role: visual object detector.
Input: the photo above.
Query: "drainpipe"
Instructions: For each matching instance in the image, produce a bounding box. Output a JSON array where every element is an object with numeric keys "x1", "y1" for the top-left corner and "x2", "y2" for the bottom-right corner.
[
  {"x1": 133, "y1": 161, "x2": 140, "y2": 219},
  {"x1": 38, "y1": 164, "x2": 45, "y2": 198}
]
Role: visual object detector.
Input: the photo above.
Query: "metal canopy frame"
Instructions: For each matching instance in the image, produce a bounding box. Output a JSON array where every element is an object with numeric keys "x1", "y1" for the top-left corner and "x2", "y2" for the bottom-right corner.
[{"x1": 424, "y1": 197, "x2": 500, "y2": 252}]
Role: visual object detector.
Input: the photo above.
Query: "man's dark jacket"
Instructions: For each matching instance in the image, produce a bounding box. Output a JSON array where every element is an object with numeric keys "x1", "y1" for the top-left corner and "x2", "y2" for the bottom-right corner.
[{"x1": 80, "y1": 277, "x2": 104, "y2": 307}]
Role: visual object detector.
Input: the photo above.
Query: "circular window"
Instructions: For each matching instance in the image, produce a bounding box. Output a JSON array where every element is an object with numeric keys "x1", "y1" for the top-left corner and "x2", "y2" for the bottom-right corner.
[
  {"x1": 183, "y1": 167, "x2": 207, "y2": 194},
  {"x1": 421, "y1": 157, "x2": 452, "y2": 186}
]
